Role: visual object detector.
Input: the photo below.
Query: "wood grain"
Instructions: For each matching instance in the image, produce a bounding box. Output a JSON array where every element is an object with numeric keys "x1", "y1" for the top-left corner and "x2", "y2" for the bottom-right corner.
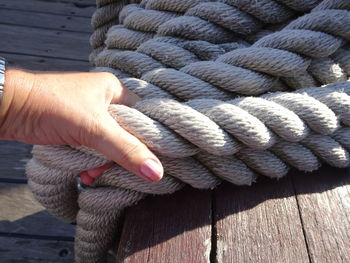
[
  {"x1": 0, "y1": 183, "x2": 75, "y2": 237},
  {"x1": 0, "y1": 24, "x2": 90, "y2": 61},
  {"x1": 53, "y1": 0, "x2": 96, "y2": 5},
  {"x1": 115, "y1": 186, "x2": 212, "y2": 263},
  {"x1": 0, "y1": 0, "x2": 95, "y2": 17},
  {"x1": 0, "y1": 9, "x2": 92, "y2": 33},
  {"x1": 292, "y1": 166, "x2": 350, "y2": 263},
  {"x1": 2, "y1": 52, "x2": 90, "y2": 71},
  {"x1": 0, "y1": 236, "x2": 116, "y2": 263},
  {"x1": 0, "y1": 236, "x2": 74, "y2": 263},
  {"x1": 213, "y1": 177, "x2": 309, "y2": 263},
  {"x1": 0, "y1": 141, "x2": 32, "y2": 180}
]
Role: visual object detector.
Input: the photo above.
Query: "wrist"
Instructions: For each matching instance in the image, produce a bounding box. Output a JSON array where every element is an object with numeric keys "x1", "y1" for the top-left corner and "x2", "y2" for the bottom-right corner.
[{"x1": 0, "y1": 68, "x2": 35, "y2": 140}]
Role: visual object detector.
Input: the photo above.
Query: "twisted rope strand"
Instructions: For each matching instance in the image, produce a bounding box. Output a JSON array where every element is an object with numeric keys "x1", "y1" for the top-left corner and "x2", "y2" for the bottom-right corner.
[
  {"x1": 27, "y1": 124, "x2": 350, "y2": 223},
  {"x1": 90, "y1": 0, "x2": 322, "y2": 61},
  {"x1": 96, "y1": 8, "x2": 349, "y2": 99}
]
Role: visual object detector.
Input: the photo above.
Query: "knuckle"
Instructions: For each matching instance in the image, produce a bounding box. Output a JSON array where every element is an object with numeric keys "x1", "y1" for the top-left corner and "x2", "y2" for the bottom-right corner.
[
  {"x1": 118, "y1": 141, "x2": 145, "y2": 164},
  {"x1": 101, "y1": 72, "x2": 119, "y2": 87},
  {"x1": 98, "y1": 71, "x2": 117, "y2": 81},
  {"x1": 100, "y1": 73, "x2": 121, "y2": 102}
]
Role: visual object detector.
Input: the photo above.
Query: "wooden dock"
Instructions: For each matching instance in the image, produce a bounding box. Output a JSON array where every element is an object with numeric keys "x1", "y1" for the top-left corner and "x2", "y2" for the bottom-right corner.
[{"x1": 0, "y1": 1, "x2": 349, "y2": 262}]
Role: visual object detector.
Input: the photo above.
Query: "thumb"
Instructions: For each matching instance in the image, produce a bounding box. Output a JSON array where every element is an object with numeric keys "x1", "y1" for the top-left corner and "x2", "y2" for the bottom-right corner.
[{"x1": 86, "y1": 113, "x2": 163, "y2": 182}]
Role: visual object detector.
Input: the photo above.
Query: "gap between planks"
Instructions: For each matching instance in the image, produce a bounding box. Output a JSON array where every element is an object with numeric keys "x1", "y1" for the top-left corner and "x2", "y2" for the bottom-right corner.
[
  {"x1": 291, "y1": 166, "x2": 350, "y2": 263},
  {"x1": 213, "y1": 176, "x2": 309, "y2": 263}
]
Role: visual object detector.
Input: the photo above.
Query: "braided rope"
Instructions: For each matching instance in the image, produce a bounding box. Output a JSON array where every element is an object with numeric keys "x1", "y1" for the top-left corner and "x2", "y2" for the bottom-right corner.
[{"x1": 25, "y1": 0, "x2": 350, "y2": 262}]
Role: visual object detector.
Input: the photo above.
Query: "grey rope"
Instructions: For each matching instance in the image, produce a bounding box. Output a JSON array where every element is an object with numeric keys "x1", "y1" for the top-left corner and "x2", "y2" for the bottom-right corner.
[
  {"x1": 89, "y1": 0, "x2": 322, "y2": 63},
  {"x1": 94, "y1": 8, "x2": 349, "y2": 99}
]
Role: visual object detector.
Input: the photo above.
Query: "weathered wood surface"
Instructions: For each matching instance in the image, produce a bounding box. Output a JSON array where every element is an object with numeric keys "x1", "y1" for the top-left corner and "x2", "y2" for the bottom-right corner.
[
  {"x1": 52, "y1": 0, "x2": 96, "y2": 5},
  {"x1": 0, "y1": 141, "x2": 32, "y2": 180},
  {"x1": 0, "y1": 9, "x2": 92, "y2": 33},
  {"x1": 116, "y1": 167, "x2": 350, "y2": 263},
  {"x1": 115, "y1": 186, "x2": 212, "y2": 263},
  {"x1": 0, "y1": 237, "x2": 74, "y2": 263},
  {"x1": 0, "y1": 183, "x2": 75, "y2": 237},
  {"x1": 2, "y1": 52, "x2": 90, "y2": 71},
  {"x1": 0, "y1": 236, "x2": 117, "y2": 263},
  {"x1": 213, "y1": 177, "x2": 309, "y2": 263},
  {"x1": 292, "y1": 166, "x2": 350, "y2": 263},
  {"x1": 0, "y1": 24, "x2": 90, "y2": 61},
  {"x1": 0, "y1": 0, "x2": 95, "y2": 17}
]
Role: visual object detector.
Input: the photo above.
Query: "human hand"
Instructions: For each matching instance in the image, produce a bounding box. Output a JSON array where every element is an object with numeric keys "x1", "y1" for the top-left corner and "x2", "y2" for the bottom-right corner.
[{"x1": 0, "y1": 68, "x2": 163, "y2": 183}]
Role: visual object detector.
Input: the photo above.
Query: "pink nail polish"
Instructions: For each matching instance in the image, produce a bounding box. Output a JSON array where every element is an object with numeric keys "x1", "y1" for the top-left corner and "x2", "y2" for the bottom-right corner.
[
  {"x1": 80, "y1": 171, "x2": 94, "y2": 185},
  {"x1": 140, "y1": 159, "x2": 163, "y2": 182}
]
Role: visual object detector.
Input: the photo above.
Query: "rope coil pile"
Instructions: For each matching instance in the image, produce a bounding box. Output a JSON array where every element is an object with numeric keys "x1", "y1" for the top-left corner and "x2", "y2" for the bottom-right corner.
[{"x1": 25, "y1": 0, "x2": 350, "y2": 262}]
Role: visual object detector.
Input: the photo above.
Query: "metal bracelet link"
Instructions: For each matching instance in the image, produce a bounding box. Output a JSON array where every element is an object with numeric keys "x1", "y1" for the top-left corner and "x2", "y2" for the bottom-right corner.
[{"x1": 0, "y1": 57, "x2": 6, "y2": 104}]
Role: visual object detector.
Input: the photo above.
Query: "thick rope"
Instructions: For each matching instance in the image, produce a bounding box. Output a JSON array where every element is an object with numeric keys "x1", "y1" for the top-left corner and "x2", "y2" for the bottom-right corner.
[
  {"x1": 89, "y1": 0, "x2": 323, "y2": 63},
  {"x1": 94, "y1": 8, "x2": 349, "y2": 96},
  {"x1": 27, "y1": 82, "x2": 350, "y2": 262},
  {"x1": 25, "y1": 0, "x2": 350, "y2": 262}
]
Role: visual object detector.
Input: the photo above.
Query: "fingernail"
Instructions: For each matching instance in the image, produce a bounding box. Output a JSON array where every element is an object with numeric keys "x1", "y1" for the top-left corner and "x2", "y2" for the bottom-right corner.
[
  {"x1": 80, "y1": 171, "x2": 94, "y2": 185},
  {"x1": 139, "y1": 159, "x2": 163, "y2": 182}
]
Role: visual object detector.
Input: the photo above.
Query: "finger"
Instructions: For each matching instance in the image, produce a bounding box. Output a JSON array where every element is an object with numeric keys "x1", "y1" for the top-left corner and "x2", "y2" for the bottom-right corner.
[
  {"x1": 87, "y1": 162, "x2": 113, "y2": 178},
  {"x1": 87, "y1": 113, "x2": 163, "y2": 182},
  {"x1": 111, "y1": 78, "x2": 140, "y2": 106},
  {"x1": 80, "y1": 171, "x2": 94, "y2": 185}
]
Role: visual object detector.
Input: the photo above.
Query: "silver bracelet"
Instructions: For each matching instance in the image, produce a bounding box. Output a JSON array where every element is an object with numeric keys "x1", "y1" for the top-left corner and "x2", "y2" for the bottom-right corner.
[{"x1": 0, "y1": 57, "x2": 5, "y2": 103}]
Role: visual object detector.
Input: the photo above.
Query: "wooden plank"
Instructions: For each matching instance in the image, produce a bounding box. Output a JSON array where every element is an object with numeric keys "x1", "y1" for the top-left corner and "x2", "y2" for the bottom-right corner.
[
  {"x1": 115, "y1": 186, "x2": 212, "y2": 263},
  {"x1": 0, "y1": 0, "x2": 95, "y2": 17},
  {"x1": 0, "y1": 141, "x2": 32, "y2": 180},
  {"x1": 0, "y1": 24, "x2": 90, "y2": 61},
  {"x1": 0, "y1": 236, "x2": 116, "y2": 263},
  {"x1": 0, "y1": 183, "x2": 75, "y2": 237},
  {"x1": 0, "y1": 9, "x2": 92, "y2": 33},
  {"x1": 0, "y1": 236, "x2": 74, "y2": 263},
  {"x1": 2, "y1": 52, "x2": 90, "y2": 71},
  {"x1": 292, "y1": 166, "x2": 350, "y2": 263},
  {"x1": 213, "y1": 177, "x2": 309, "y2": 263},
  {"x1": 52, "y1": 0, "x2": 96, "y2": 5}
]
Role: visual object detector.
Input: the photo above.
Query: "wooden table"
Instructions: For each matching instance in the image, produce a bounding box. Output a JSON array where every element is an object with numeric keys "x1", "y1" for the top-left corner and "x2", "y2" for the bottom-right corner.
[{"x1": 0, "y1": 1, "x2": 349, "y2": 262}]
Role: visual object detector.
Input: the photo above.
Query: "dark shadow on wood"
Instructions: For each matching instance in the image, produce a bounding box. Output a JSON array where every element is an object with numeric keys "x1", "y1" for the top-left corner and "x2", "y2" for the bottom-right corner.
[
  {"x1": 0, "y1": 211, "x2": 75, "y2": 239},
  {"x1": 0, "y1": 236, "x2": 74, "y2": 263},
  {"x1": 0, "y1": 183, "x2": 75, "y2": 237},
  {"x1": 214, "y1": 165, "x2": 350, "y2": 218},
  {"x1": 116, "y1": 186, "x2": 212, "y2": 263},
  {"x1": 291, "y1": 165, "x2": 350, "y2": 194},
  {"x1": 291, "y1": 166, "x2": 350, "y2": 263}
]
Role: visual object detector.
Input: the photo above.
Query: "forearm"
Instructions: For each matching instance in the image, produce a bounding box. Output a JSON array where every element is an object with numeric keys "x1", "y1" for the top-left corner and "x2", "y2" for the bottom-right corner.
[{"x1": 0, "y1": 68, "x2": 35, "y2": 141}]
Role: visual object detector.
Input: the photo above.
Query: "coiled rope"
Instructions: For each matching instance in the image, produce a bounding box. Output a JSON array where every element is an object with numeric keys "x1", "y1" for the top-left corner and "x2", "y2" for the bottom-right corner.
[{"x1": 25, "y1": 0, "x2": 350, "y2": 262}]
